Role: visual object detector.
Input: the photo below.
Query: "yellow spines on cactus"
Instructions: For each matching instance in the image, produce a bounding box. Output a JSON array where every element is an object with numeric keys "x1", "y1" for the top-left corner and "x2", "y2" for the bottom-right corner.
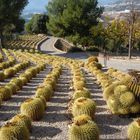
[
  {"x1": 5, "y1": 83, "x2": 17, "y2": 95},
  {"x1": 107, "y1": 94, "x2": 120, "y2": 114},
  {"x1": 103, "y1": 81, "x2": 122, "y2": 101},
  {"x1": 35, "y1": 85, "x2": 53, "y2": 101},
  {"x1": 128, "y1": 119, "x2": 140, "y2": 140},
  {"x1": 119, "y1": 92, "x2": 135, "y2": 108},
  {"x1": 127, "y1": 81, "x2": 140, "y2": 100},
  {"x1": 68, "y1": 114, "x2": 99, "y2": 140},
  {"x1": 0, "y1": 86, "x2": 12, "y2": 101},
  {"x1": 10, "y1": 114, "x2": 32, "y2": 131},
  {"x1": 114, "y1": 85, "x2": 128, "y2": 97},
  {"x1": 72, "y1": 88, "x2": 91, "y2": 101},
  {"x1": 0, "y1": 72, "x2": 5, "y2": 81},
  {"x1": 34, "y1": 95, "x2": 47, "y2": 110},
  {"x1": 10, "y1": 78, "x2": 23, "y2": 89},
  {"x1": 0, "y1": 121, "x2": 30, "y2": 140},
  {"x1": 20, "y1": 98, "x2": 45, "y2": 121},
  {"x1": 4, "y1": 68, "x2": 16, "y2": 78},
  {"x1": 72, "y1": 97, "x2": 96, "y2": 119}
]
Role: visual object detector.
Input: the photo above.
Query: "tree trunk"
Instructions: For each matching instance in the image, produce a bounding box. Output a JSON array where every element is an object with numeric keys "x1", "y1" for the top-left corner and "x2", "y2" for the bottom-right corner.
[
  {"x1": 0, "y1": 31, "x2": 4, "y2": 49},
  {"x1": 128, "y1": 24, "x2": 133, "y2": 59}
]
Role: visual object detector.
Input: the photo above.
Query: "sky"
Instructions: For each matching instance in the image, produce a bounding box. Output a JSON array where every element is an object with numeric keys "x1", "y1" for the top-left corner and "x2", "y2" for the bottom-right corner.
[{"x1": 23, "y1": 0, "x2": 116, "y2": 13}]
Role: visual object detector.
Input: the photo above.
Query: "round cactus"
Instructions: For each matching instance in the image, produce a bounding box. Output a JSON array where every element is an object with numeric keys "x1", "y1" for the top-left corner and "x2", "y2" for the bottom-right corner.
[
  {"x1": 10, "y1": 78, "x2": 23, "y2": 89},
  {"x1": 26, "y1": 68, "x2": 37, "y2": 77},
  {"x1": 73, "y1": 81, "x2": 86, "y2": 90},
  {"x1": 5, "y1": 83, "x2": 17, "y2": 95},
  {"x1": 34, "y1": 95, "x2": 47, "y2": 110},
  {"x1": 68, "y1": 114, "x2": 99, "y2": 140},
  {"x1": 87, "y1": 56, "x2": 98, "y2": 63},
  {"x1": 119, "y1": 92, "x2": 135, "y2": 108},
  {"x1": 93, "y1": 62, "x2": 102, "y2": 69},
  {"x1": 0, "y1": 122, "x2": 30, "y2": 140},
  {"x1": 130, "y1": 102, "x2": 140, "y2": 114},
  {"x1": 19, "y1": 73, "x2": 31, "y2": 81},
  {"x1": 43, "y1": 79, "x2": 56, "y2": 89},
  {"x1": 0, "y1": 97, "x2": 2, "y2": 107},
  {"x1": 10, "y1": 114, "x2": 32, "y2": 131},
  {"x1": 114, "y1": 85, "x2": 128, "y2": 97},
  {"x1": 20, "y1": 98, "x2": 44, "y2": 121},
  {"x1": 128, "y1": 119, "x2": 140, "y2": 140},
  {"x1": 24, "y1": 71, "x2": 33, "y2": 80},
  {"x1": 103, "y1": 81, "x2": 122, "y2": 100},
  {"x1": 106, "y1": 68, "x2": 117, "y2": 75},
  {"x1": 72, "y1": 88, "x2": 91, "y2": 101},
  {"x1": 0, "y1": 86, "x2": 12, "y2": 101},
  {"x1": 107, "y1": 94, "x2": 120, "y2": 114},
  {"x1": 19, "y1": 76, "x2": 28, "y2": 85},
  {"x1": 35, "y1": 85, "x2": 53, "y2": 101},
  {"x1": 4, "y1": 68, "x2": 16, "y2": 78},
  {"x1": 72, "y1": 97, "x2": 96, "y2": 119},
  {"x1": 0, "y1": 72, "x2": 5, "y2": 81},
  {"x1": 118, "y1": 107, "x2": 130, "y2": 115}
]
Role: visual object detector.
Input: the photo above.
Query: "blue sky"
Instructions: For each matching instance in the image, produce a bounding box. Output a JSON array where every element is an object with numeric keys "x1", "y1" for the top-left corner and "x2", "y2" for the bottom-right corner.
[{"x1": 24, "y1": 0, "x2": 116, "y2": 12}]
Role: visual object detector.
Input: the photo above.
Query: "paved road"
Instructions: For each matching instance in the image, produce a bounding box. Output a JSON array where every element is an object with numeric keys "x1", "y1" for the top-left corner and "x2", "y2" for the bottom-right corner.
[
  {"x1": 40, "y1": 37, "x2": 89, "y2": 60},
  {"x1": 40, "y1": 37, "x2": 140, "y2": 71},
  {"x1": 99, "y1": 58, "x2": 140, "y2": 72},
  {"x1": 40, "y1": 37, "x2": 64, "y2": 55}
]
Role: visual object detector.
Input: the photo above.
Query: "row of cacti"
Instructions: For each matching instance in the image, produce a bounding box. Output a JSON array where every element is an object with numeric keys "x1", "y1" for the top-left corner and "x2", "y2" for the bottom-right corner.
[
  {"x1": 68, "y1": 62, "x2": 99, "y2": 140},
  {"x1": 5, "y1": 34, "x2": 46, "y2": 50},
  {"x1": 87, "y1": 57, "x2": 140, "y2": 139},
  {"x1": 86, "y1": 57, "x2": 140, "y2": 139},
  {"x1": 0, "y1": 61, "x2": 47, "y2": 140},
  {"x1": 86, "y1": 58, "x2": 140, "y2": 115},
  {"x1": 0, "y1": 114, "x2": 31, "y2": 140},
  {"x1": 20, "y1": 65, "x2": 62, "y2": 121},
  {"x1": 0, "y1": 63, "x2": 46, "y2": 106},
  {"x1": 0, "y1": 47, "x2": 50, "y2": 139},
  {"x1": 0, "y1": 50, "x2": 16, "y2": 70}
]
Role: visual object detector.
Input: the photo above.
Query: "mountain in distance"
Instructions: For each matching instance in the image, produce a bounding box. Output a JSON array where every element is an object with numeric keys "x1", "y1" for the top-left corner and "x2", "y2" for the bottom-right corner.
[
  {"x1": 23, "y1": 0, "x2": 115, "y2": 15},
  {"x1": 22, "y1": 0, "x2": 48, "y2": 21},
  {"x1": 105, "y1": 0, "x2": 140, "y2": 12}
]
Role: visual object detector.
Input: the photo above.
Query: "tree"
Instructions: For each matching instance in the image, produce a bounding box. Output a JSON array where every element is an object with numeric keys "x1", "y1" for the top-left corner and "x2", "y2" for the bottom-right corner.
[
  {"x1": 47, "y1": 0, "x2": 103, "y2": 47},
  {"x1": 0, "y1": 0, "x2": 28, "y2": 45},
  {"x1": 25, "y1": 14, "x2": 48, "y2": 34},
  {"x1": 14, "y1": 18, "x2": 25, "y2": 33}
]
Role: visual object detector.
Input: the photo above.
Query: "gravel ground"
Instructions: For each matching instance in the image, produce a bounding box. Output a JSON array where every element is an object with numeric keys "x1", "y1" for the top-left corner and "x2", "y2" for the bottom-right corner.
[
  {"x1": 0, "y1": 66, "x2": 51, "y2": 127},
  {"x1": 37, "y1": 38, "x2": 140, "y2": 140},
  {"x1": 0, "y1": 38, "x2": 140, "y2": 139},
  {"x1": 30, "y1": 67, "x2": 71, "y2": 140}
]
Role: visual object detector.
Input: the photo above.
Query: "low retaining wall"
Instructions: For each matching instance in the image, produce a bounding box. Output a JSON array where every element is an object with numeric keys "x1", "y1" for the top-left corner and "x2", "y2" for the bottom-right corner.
[
  {"x1": 36, "y1": 37, "x2": 49, "y2": 50},
  {"x1": 54, "y1": 39, "x2": 74, "y2": 52}
]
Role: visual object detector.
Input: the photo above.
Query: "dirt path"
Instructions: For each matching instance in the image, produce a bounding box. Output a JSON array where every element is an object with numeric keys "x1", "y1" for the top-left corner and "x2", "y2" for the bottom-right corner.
[
  {"x1": 0, "y1": 66, "x2": 51, "y2": 126},
  {"x1": 31, "y1": 67, "x2": 71, "y2": 140},
  {"x1": 84, "y1": 69, "x2": 132, "y2": 140}
]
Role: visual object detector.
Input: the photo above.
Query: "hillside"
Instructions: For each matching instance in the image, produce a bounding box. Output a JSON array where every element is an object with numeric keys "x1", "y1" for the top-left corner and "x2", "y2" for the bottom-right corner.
[{"x1": 105, "y1": 0, "x2": 140, "y2": 11}]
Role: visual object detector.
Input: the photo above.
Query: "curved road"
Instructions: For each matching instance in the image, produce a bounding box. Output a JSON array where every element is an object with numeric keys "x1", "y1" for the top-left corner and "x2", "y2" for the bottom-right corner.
[
  {"x1": 40, "y1": 37, "x2": 140, "y2": 71},
  {"x1": 40, "y1": 37, "x2": 65, "y2": 55},
  {"x1": 40, "y1": 37, "x2": 89, "y2": 60}
]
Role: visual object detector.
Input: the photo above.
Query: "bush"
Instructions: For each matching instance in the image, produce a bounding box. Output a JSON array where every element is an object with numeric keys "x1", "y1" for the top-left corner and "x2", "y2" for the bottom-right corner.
[
  {"x1": 86, "y1": 46, "x2": 99, "y2": 52},
  {"x1": 68, "y1": 47, "x2": 84, "y2": 52}
]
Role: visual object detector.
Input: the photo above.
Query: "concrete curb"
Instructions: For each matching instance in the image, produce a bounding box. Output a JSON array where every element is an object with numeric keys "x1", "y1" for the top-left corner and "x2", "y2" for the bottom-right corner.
[
  {"x1": 53, "y1": 38, "x2": 67, "y2": 53},
  {"x1": 36, "y1": 37, "x2": 49, "y2": 50}
]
